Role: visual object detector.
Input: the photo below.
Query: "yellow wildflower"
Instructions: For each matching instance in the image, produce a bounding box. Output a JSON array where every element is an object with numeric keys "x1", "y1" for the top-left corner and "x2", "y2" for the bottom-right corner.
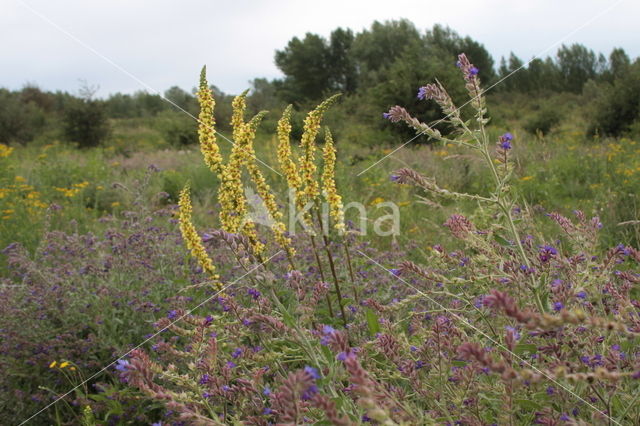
[
  {"x1": 370, "y1": 197, "x2": 385, "y2": 206},
  {"x1": 321, "y1": 128, "x2": 344, "y2": 232},
  {"x1": 0, "y1": 143, "x2": 13, "y2": 158},
  {"x1": 299, "y1": 94, "x2": 340, "y2": 208},
  {"x1": 14, "y1": 176, "x2": 26, "y2": 183},
  {"x1": 197, "y1": 66, "x2": 223, "y2": 176},
  {"x1": 49, "y1": 361, "x2": 57, "y2": 368},
  {"x1": 520, "y1": 176, "x2": 534, "y2": 181},
  {"x1": 59, "y1": 361, "x2": 70, "y2": 369},
  {"x1": 178, "y1": 186, "x2": 222, "y2": 290},
  {"x1": 277, "y1": 105, "x2": 302, "y2": 193}
]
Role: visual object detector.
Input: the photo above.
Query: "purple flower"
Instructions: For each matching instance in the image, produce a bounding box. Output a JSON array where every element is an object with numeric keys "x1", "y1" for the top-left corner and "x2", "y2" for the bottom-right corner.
[
  {"x1": 560, "y1": 413, "x2": 570, "y2": 421},
  {"x1": 167, "y1": 310, "x2": 178, "y2": 320},
  {"x1": 417, "y1": 86, "x2": 428, "y2": 100},
  {"x1": 247, "y1": 288, "x2": 261, "y2": 299},
  {"x1": 500, "y1": 140, "x2": 512, "y2": 150},
  {"x1": 390, "y1": 174, "x2": 400, "y2": 182},
  {"x1": 322, "y1": 325, "x2": 335, "y2": 335},
  {"x1": 500, "y1": 132, "x2": 513, "y2": 142},
  {"x1": 382, "y1": 112, "x2": 391, "y2": 119},
  {"x1": 226, "y1": 361, "x2": 237, "y2": 369},
  {"x1": 505, "y1": 326, "x2": 521, "y2": 340},
  {"x1": 115, "y1": 359, "x2": 129, "y2": 372},
  {"x1": 336, "y1": 352, "x2": 348, "y2": 361},
  {"x1": 304, "y1": 366, "x2": 321, "y2": 379},
  {"x1": 546, "y1": 386, "x2": 555, "y2": 395},
  {"x1": 199, "y1": 373, "x2": 210, "y2": 385},
  {"x1": 469, "y1": 66, "x2": 479, "y2": 75},
  {"x1": 262, "y1": 407, "x2": 273, "y2": 415},
  {"x1": 301, "y1": 384, "x2": 318, "y2": 400},
  {"x1": 390, "y1": 268, "x2": 401, "y2": 277},
  {"x1": 263, "y1": 386, "x2": 271, "y2": 396},
  {"x1": 231, "y1": 348, "x2": 243, "y2": 359},
  {"x1": 553, "y1": 302, "x2": 564, "y2": 312}
]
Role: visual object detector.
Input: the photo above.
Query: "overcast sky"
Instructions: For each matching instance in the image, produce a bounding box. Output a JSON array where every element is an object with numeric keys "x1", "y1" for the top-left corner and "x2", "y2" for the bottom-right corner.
[{"x1": 2, "y1": 0, "x2": 638, "y2": 97}]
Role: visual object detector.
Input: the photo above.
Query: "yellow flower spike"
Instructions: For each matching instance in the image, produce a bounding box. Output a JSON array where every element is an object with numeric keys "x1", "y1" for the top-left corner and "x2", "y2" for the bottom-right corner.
[
  {"x1": 59, "y1": 361, "x2": 70, "y2": 369},
  {"x1": 178, "y1": 185, "x2": 223, "y2": 290},
  {"x1": 277, "y1": 105, "x2": 303, "y2": 193},
  {"x1": 49, "y1": 361, "x2": 57, "y2": 368},
  {"x1": 321, "y1": 128, "x2": 345, "y2": 232},
  {"x1": 231, "y1": 90, "x2": 251, "y2": 143},
  {"x1": 299, "y1": 94, "x2": 341, "y2": 207},
  {"x1": 197, "y1": 66, "x2": 223, "y2": 176}
]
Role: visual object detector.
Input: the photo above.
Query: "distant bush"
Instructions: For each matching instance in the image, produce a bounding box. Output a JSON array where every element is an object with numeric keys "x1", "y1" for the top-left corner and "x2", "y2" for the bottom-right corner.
[
  {"x1": 524, "y1": 107, "x2": 562, "y2": 135},
  {"x1": 63, "y1": 98, "x2": 110, "y2": 148},
  {"x1": 158, "y1": 111, "x2": 198, "y2": 146}
]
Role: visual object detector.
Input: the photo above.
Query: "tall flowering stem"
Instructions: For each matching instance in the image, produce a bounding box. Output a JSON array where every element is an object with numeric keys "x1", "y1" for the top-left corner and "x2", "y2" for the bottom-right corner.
[
  {"x1": 196, "y1": 66, "x2": 223, "y2": 176},
  {"x1": 299, "y1": 94, "x2": 341, "y2": 218},
  {"x1": 387, "y1": 53, "x2": 544, "y2": 313},
  {"x1": 178, "y1": 186, "x2": 222, "y2": 291}
]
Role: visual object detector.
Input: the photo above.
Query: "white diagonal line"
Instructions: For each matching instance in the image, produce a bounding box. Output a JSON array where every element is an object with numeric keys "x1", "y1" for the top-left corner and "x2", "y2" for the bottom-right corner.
[
  {"x1": 357, "y1": 0, "x2": 626, "y2": 177},
  {"x1": 357, "y1": 250, "x2": 621, "y2": 425},
  {"x1": 19, "y1": 250, "x2": 282, "y2": 425},
  {"x1": 16, "y1": 0, "x2": 281, "y2": 177}
]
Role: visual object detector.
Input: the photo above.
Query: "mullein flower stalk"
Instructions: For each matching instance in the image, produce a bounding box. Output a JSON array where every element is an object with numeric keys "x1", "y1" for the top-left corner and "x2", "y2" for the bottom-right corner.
[
  {"x1": 298, "y1": 94, "x2": 341, "y2": 217},
  {"x1": 178, "y1": 186, "x2": 222, "y2": 291},
  {"x1": 196, "y1": 66, "x2": 223, "y2": 176}
]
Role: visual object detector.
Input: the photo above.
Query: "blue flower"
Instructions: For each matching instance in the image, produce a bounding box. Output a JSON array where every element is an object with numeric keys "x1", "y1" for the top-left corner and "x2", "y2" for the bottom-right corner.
[
  {"x1": 263, "y1": 386, "x2": 271, "y2": 396},
  {"x1": 382, "y1": 112, "x2": 391, "y2": 120},
  {"x1": 500, "y1": 140, "x2": 512, "y2": 150},
  {"x1": 226, "y1": 361, "x2": 237, "y2": 368},
  {"x1": 390, "y1": 268, "x2": 401, "y2": 277},
  {"x1": 304, "y1": 366, "x2": 321, "y2": 379},
  {"x1": 417, "y1": 86, "x2": 428, "y2": 100},
  {"x1": 167, "y1": 310, "x2": 178, "y2": 319},
  {"x1": 469, "y1": 66, "x2": 479, "y2": 75},
  {"x1": 553, "y1": 302, "x2": 564, "y2": 312},
  {"x1": 576, "y1": 291, "x2": 587, "y2": 299},
  {"x1": 199, "y1": 373, "x2": 210, "y2": 385},
  {"x1": 115, "y1": 359, "x2": 129, "y2": 372}
]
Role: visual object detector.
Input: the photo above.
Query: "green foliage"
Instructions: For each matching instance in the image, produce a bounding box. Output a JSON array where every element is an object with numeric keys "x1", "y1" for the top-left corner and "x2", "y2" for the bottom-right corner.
[
  {"x1": 587, "y1": 59, "x2": 640, "y2": 137},
  {"x1": 63, "y1": 98, "x2": 110, "y2": 148},
  {"x1": 523, "y1": 107, "x2": 562, "y2": 135},
  {"x1": 0, "y1": 88, "x2": 48, "y2": 144}
]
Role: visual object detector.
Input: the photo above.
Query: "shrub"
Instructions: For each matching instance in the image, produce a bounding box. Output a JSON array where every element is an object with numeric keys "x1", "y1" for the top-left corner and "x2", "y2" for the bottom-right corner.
[{"x1": 63, "y1": 98, "x2": 110, "y2": 148}]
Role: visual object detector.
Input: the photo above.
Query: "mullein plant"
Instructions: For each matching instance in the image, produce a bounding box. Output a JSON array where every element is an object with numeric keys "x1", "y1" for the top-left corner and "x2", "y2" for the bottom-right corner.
[{"x1": 181, "y1": 67, "x2": 354, "y2": 321}]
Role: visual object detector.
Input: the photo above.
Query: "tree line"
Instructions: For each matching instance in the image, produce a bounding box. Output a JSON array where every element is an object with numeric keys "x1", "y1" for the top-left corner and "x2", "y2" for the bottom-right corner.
[{"x1": 1, "y1": 19, "x2": 639, "y2": 147}]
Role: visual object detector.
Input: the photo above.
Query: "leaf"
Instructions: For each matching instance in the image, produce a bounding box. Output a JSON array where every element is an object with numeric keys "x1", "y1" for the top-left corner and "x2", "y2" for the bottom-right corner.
[
  {"x1": 365, "y1": 308, "x2": 380, "y2": 336},
  {"x1": 493, "y1": 234, "x2": 512, "y2": 247},
  {"x1": 515, "y1": 399, "x2": 543, "y2": 411},
  {"x1": 514, "y1": 343, "x2": 537, "y2": 354}
]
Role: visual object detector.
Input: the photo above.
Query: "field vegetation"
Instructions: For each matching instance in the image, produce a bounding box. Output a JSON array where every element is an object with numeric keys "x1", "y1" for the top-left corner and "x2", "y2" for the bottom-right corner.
[{"x1": 2, "y1": 19, "x2": 640, "y2": 425}]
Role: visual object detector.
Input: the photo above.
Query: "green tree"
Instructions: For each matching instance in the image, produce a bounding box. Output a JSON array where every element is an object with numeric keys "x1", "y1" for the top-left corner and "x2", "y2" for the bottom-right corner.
[
  {"x1": 274, "y1": 33, "x2": 332, "y2": 103},
  {"x1": 556, "y1": 43, "x2": 598, "y2": 93}
]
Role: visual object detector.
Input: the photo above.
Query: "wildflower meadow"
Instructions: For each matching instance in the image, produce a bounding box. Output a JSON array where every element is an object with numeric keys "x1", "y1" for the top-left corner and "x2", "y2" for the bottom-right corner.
[{"x1": 2, "y1": 48, "x2": 640, "y2": 426}]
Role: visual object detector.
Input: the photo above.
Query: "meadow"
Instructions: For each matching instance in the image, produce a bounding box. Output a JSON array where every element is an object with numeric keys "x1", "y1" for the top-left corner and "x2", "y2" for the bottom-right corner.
[{"x1": 1, "y1": 56, "x2": 640, "y2": 425}]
